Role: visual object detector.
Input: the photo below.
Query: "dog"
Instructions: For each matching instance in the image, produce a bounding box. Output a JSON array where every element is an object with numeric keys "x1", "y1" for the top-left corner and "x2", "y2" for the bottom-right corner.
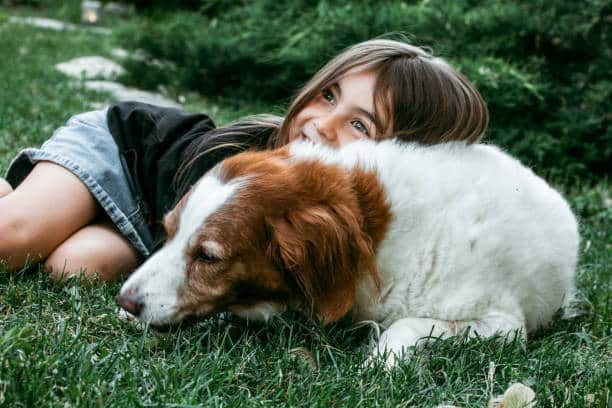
[{"x1": 118, "y1": 139, "x2": 579, "y2": 367}]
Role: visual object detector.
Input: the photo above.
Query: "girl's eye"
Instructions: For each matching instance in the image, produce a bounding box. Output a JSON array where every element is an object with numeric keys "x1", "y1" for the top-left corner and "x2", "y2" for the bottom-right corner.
[
  {"x1": 351, "y1": 120, "x2": 370, "y2": 136},
  {"x1": 322, "y1": 88, "x2": 335, "y2": 104}
]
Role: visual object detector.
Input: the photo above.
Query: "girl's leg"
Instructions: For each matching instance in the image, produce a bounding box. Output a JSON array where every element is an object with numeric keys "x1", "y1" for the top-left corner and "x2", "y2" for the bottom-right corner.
[
  {"x1": 0, "y1": 177, "x2": 12, "y2": 197},
  {"x1": 0, "y1": 161, "x2": 99, "y2": 270},
  {"x1": 45, "y1": 219, "x2": 139, "y2": 283}
]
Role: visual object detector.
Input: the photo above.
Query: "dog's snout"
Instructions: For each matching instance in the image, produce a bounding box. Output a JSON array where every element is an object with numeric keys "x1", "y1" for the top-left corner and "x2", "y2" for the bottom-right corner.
[{"x1": 117, "y1": 288, "x2": 144, "y2": 316}]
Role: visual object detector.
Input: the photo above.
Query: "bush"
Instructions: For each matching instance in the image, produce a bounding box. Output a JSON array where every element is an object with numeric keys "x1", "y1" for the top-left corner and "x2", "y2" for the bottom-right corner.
[
  {"x1": 1, "y1": 0, "x2": 82, "y2": 22},
  {"x1": 0, "y1": 0, "x2": 39, "y2": 5},
  {"x1": 116, "y1": 0, "x2": 611, "y2": 180},
  {"x1": 121, "y1": 0, "x2": 201, "y2": 12}
]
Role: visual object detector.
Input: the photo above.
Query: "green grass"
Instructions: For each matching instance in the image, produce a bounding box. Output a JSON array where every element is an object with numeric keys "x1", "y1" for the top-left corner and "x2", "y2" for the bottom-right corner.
[{"x1": 0, "y1": 9, "x2": 610, "y2": 407}]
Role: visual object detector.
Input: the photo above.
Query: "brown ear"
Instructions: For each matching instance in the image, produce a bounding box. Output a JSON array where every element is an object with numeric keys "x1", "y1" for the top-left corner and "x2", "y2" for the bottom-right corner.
[{"x1": 268, "y1": 203, "x2": 376, "y2": 324}]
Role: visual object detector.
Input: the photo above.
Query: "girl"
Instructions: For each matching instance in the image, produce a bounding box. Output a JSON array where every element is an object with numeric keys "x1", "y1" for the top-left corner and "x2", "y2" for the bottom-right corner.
[{"x1": 0, "y1": 39, "x2": 488, "y2": 283}]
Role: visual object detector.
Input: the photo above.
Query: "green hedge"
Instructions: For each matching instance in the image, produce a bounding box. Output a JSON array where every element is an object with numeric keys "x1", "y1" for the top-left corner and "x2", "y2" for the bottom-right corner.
[
  {"x1": 122, "y1": 0, "x2": 201, "y2": 12},
  {"x1": 1, "y1": 0, "x2": 82, "y2": 22},
  {"x1": 116, "y1": 0, "x2": 611, "y2": 180}
]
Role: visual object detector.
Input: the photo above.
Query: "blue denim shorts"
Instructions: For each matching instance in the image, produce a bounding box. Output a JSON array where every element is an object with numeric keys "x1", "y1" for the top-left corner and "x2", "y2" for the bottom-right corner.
[{"x1": 4, "y1": 108, "x2": 153, "y2": 258}]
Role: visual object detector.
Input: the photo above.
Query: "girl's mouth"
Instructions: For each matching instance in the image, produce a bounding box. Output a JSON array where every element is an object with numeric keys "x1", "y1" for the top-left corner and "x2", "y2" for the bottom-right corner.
[{"x1": 300, "y1": 126, "x2": 320, "y2": 143}]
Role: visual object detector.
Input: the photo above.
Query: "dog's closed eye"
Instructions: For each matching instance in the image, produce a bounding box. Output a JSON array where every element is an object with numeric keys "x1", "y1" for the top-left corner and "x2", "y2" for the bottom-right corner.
[
  {"x1": 194, "y1": 240, "x2": 225, "y2": 264},
  {"x1": 193, "y1": 250, "x2": 220, "y2": 264}
]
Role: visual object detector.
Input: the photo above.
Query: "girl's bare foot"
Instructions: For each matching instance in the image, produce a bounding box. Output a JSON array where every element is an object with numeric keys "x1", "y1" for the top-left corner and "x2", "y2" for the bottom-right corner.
[{"x1": 0, "y1": 178, "x2": 13, "y2": 198}]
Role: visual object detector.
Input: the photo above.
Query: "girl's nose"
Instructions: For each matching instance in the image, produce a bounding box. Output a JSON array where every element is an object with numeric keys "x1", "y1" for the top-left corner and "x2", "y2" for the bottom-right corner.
[{"x1": 314, "y1": 116, "x2": 337, "y2": 145}]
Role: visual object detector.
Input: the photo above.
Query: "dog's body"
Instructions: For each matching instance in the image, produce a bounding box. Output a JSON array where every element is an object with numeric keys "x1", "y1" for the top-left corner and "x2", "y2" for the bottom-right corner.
[{"x1": 119, "y1": 139, "x2": 578, "y2": 366}]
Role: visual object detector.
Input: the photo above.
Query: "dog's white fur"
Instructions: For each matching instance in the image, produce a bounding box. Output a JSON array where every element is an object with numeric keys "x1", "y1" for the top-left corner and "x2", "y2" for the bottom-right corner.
[
  {"x1": 120, "y1": 139, "x2": 579, "y2": 366},
  {"x1": 122, "y1": 176, "x2": 244, "y2": 324}
]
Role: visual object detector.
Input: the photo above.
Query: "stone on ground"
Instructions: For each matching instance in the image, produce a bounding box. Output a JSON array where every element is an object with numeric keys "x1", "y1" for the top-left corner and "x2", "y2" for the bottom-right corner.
[
  {"x1": 55, "y1": 56, "x2": 125, "y2": 80},
  {"x1": 8, "y1": 16, "x2": 111, "y2": 34},
  {"x1": 18, "y1": 13, "x2": 182, "y2": 108},
  {"x1": 84, "y1": 80, "x2": 181, "y2": 108}
]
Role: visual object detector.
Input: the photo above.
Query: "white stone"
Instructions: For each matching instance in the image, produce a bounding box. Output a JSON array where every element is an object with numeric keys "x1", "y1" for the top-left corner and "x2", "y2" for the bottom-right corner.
[
  {"x1": 104, "y1": 2, "x2": 133, "y2": 17},
  {"x1": 55, "y1": 56, "x2": 125, "y2": 80},
  {"x1": 110, "y1": 48, "x2": 130, "y2": 59},
  {"x1": 84, "y1": 80, "x2": 181, "y2": 108},
  {"x1": 9, "y1": 16, "x2": 71, "y2": 31},
  {"x1": 88, "y1": 26, "x2": 112, "y2": 35},
  {"x1": 8, "y1": 16, "x2": 111, "y2": 35}
]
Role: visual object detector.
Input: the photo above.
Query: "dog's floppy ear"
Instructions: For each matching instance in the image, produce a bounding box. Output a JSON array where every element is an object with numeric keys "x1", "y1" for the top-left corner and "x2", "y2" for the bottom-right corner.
[{"x1": 267, "y1": 203, "x2": 377, "y2": 324}]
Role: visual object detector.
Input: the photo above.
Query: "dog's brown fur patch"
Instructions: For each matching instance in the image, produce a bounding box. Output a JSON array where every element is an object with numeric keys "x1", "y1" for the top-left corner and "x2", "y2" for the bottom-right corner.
[{"x1": 167, "y1": 148, "x2": 392, "y2": 324}]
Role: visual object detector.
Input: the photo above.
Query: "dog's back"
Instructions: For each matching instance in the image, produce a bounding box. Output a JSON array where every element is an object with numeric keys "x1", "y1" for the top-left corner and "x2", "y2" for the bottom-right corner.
[
  {"x1": 290, "y1": 140, "x2": 579, "y2": 332},
  {"x1": 120, "y1": 138, "x2": 579, "y2": 365}
]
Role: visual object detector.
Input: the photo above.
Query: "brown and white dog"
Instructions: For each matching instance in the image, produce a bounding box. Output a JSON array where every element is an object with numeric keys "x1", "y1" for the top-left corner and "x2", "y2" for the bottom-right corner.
[{"x1": 118, "y1": 139, "x2": 578, "y2": 366}]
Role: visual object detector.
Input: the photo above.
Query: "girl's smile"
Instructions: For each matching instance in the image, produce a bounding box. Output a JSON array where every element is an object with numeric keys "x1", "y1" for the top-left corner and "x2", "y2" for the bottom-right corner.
[{"x1": 290, "y1": 69, "x2": 381, "y2": 147}]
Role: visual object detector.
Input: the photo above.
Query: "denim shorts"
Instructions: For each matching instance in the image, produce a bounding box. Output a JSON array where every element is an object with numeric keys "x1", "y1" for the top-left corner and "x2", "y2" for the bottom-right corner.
[{"x1": 4, "y1": 108, "x2": 153, "y2": 258}]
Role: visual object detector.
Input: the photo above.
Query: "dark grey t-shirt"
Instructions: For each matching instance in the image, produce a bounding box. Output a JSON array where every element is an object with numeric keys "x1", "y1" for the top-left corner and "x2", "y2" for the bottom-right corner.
[{"x1": 107, "y1": 101, "x2": 271, "y2": 251}]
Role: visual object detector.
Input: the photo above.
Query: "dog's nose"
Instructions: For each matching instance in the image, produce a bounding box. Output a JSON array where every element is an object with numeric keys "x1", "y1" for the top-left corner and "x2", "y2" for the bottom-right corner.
[{"x1": 117, "y1": 289, "x2": 144, "y2": 316}]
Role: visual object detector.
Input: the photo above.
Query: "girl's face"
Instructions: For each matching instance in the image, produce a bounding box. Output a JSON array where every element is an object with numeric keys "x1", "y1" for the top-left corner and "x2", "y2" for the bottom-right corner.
[{"x1": 289, "y1": 69, "x2": 383, "y2": 148}]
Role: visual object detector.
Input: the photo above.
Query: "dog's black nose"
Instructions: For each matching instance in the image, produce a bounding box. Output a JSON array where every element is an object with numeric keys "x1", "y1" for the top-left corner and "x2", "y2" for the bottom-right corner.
[{"x1": 117, "y1": 289, "x2": 143, "y2": 316}]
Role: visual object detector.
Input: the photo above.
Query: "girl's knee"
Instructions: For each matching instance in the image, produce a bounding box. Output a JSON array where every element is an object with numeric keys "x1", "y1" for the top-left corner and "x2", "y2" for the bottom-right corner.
[
  {"x1": 0, "y1": 206, "x2": 45, "y2": 270},
  {"x1": 0, "y1": 178, "x2": 13, "y2": 197},
  {"x1": 45, "y1": 245, "x2": 106, "y2": 282},
  {"x1": 44, "y1": 231, "x2": 138, "y2": 283}
]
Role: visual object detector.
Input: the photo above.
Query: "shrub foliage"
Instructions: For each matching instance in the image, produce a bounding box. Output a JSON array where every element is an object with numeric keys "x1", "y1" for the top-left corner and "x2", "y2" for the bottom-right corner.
[{"x1": 116, "y1": 0, "x2": 611, "y2": 180}]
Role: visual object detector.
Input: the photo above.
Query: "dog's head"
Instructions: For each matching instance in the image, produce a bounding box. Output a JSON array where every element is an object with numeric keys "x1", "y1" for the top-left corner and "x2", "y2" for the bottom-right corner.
[{"x1": 118, "y1": 145, "x2": 387, "y2": 327}]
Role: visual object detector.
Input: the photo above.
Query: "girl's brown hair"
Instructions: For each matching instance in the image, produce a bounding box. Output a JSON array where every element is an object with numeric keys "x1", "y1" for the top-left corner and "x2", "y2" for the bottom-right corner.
[
  {"x1": 176, "y1": 39, "x2": 488, "y2": 191},
  {"x1": 276, "y1": 39, "x2": 488, "y2": 146}
]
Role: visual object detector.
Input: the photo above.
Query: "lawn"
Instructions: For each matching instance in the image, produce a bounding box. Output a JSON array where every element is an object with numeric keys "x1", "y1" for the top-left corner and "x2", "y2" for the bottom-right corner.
[{"x1": 0, "y1": 9, "x2": 610, "y2": 407}]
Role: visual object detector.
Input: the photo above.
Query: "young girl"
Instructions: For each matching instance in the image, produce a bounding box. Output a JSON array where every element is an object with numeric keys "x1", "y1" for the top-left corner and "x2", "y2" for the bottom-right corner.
[{"x1": 0, "y1": 39, "x2": 488, "y2": 283}]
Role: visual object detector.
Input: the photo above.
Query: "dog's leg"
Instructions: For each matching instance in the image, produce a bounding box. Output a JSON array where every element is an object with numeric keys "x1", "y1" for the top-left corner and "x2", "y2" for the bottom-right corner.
[
  {"x1": 369, "y1": 311, "x2": 526, "y2": 370},
  {"x1": 460, "y1": 310, "x2": 527, "y2": 340},
  {"x1": 370, "y1": 317, "x2": 453, "y2": 369}
]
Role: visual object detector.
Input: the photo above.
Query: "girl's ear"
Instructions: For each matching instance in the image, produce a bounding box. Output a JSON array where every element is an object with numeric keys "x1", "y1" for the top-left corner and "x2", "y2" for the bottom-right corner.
[{"x1": 267, "y1": 203, "x2": 377, "y2": 324}]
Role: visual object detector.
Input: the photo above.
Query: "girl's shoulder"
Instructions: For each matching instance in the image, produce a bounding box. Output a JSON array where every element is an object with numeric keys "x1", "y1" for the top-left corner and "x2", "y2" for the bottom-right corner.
[{"x1": 107, "y1": 101, "x2": 216, "y2": 153}]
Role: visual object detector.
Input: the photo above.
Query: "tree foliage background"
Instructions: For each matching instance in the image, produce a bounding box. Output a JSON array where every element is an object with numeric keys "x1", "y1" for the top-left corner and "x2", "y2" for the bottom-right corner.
[{"x1": 15, "y1": 0, "x2": 612, "y2": 181}]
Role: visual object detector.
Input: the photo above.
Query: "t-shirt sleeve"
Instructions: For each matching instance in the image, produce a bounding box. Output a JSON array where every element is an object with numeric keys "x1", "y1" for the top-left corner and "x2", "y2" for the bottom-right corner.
[
  {"x1": 107, "y1": 101, "x2": 215, "y2": 157},
  {"x1": 106, "y1": 101, "x2": 274, "y2": 254},
  {"x1": 106, "y1": 101, "x2": 216, "y2": 225}
]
